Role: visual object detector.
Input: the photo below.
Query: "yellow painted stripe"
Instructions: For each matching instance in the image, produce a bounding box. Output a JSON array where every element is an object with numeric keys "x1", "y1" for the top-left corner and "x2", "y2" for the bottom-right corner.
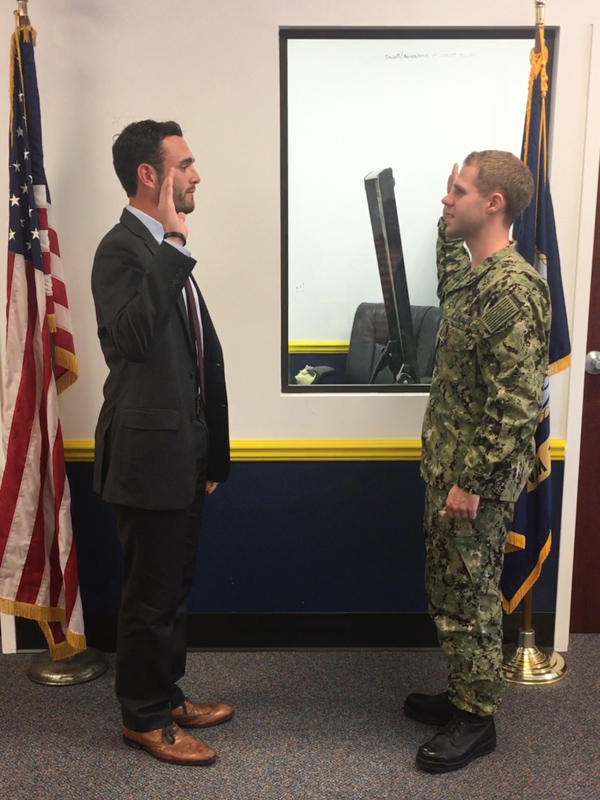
[
  {"x1": 64, "y1": 440, "x2": 97, "y2": 462},
  {"x1": 64, "y1": 438, "x2": 567, "y2": 463},
  {"x1": 288, "y1": 340, "x2": 349, "y2": 354},
  {"x1": 231, "y1": 438, "x2": 419, "y2": 461}
]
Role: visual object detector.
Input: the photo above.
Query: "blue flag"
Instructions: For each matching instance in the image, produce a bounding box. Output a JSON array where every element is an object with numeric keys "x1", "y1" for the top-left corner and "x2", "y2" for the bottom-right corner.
[{"x1": 501, "y1": 28, "x2": 571, "y2": 613}]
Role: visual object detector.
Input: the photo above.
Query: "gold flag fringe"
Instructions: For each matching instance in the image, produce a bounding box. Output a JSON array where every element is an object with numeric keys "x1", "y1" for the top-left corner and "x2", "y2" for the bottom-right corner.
[
  {"x1": 0, "y1": 596, "x2": 87, "y2": 659},
  {"x1": 54, "y1": 346, "x2": 79, "y2": 394},
  {"x1": 502, "y1": 530, "x2": 553, "y2": 614},
  {"x1": 506, "y1": 530, "x2": 527, "y2": 552},
  {"x1": 39, "y1": 622, "x2": 87, "y2": 660},
  {"x1": 55, "y1": 369, "x2": 78, "y2": 395},
  {"x1": 549, "y1": 353, "x2": 571, "y2": 376},
  {"x1": 0, "y1": 596, "x2": 64, "y2": 621}
]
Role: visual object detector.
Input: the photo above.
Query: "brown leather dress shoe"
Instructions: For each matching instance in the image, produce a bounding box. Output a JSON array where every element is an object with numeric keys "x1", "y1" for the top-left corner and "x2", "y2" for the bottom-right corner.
[
  {"x1": 172, "y1": 699, "x2": 234, "y2": 729},
  {"x1": 122, "y1": 723, "x2": 216, "y2": 765}
]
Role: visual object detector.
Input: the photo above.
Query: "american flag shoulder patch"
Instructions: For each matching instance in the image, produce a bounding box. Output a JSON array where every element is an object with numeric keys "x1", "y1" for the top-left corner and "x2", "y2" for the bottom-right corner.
[{"x1": 481, "y1": 296, "x2": 520, "y2": 335}]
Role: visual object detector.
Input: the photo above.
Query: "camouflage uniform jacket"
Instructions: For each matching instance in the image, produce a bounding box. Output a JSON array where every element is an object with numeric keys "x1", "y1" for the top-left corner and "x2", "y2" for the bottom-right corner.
[{"x1": 420, "y1": 219, "x2": 551, "y2": 502}]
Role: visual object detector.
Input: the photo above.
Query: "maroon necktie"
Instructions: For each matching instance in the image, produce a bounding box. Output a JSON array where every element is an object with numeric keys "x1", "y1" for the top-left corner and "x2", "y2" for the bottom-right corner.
[{"x1": 184, "y1": 278, "x2": 205, "y2": 401}]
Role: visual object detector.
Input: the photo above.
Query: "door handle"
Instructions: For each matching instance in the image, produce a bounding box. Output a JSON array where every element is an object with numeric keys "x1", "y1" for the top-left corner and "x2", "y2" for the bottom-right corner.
[{"x1": 585, "y1": 351, "x2": 600, "y2": 374}]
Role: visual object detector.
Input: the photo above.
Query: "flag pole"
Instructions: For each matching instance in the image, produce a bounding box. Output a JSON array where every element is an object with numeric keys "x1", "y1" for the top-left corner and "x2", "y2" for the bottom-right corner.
[{"x1": 502, "y1": 0, "x2": 566, "y2": 685}]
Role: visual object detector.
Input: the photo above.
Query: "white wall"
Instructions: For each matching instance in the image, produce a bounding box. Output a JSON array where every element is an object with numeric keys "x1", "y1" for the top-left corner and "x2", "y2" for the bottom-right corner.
[{"x1": 0, "y1": 0, "x2": 596, "y2": 443}]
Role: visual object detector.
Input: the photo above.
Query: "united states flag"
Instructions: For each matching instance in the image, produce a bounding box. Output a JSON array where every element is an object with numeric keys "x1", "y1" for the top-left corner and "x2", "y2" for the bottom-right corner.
[{"x1": 0, "y1": 21, "x2": 85, "y2": 658}]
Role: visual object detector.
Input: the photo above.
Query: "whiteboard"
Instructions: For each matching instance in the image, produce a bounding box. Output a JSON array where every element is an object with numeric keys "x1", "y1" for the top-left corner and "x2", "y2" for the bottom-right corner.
[{"x1": 285, "y1": 34, "x2": 535, "y2": 344}]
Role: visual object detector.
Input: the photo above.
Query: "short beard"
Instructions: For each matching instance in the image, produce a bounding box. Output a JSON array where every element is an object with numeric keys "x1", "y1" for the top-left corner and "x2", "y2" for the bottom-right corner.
[{"x1": 174, "y1": 190, "x2": 195, "y2": 214}]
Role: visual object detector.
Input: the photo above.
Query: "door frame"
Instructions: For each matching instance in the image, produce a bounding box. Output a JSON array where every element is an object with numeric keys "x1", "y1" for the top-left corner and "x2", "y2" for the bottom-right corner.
[{"x1": 556, "y1": 23, "x2": 600, "y2": 651}]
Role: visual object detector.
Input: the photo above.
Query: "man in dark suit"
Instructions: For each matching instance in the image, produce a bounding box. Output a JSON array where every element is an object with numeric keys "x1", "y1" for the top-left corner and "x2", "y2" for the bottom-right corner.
[{"x1": 92, "y1": 120, "x2": 233, "y2": 766}]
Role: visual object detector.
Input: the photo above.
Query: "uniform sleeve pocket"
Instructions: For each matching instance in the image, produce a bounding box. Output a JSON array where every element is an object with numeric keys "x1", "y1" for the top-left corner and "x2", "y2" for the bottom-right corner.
[{"x1": 122, "y1": 407, "x2": 180, "y2": 431}]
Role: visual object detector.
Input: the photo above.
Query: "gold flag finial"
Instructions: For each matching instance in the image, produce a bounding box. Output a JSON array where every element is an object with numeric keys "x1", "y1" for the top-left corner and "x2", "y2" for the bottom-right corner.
[
  {"x1": 16, "y1": 1, "x2": 29, "y2": 25},
  {"x1": 534, "y1": 0, "x2": 546, "y2": 54},
  {"x1": 535, "y1": 0, "x2": 546, "y2": 27}
]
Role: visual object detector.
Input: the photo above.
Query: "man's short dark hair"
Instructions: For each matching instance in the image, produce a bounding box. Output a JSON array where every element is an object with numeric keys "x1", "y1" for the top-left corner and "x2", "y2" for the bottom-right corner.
[{"x1": 112, "y1": 119, "x2": 183, "y2": 197}]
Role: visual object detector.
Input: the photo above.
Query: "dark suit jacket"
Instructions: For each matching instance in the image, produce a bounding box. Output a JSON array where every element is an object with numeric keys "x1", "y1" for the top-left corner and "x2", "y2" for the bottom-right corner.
[{"x1": 91, "y1": 208, "x2": 229, "y2": 510}]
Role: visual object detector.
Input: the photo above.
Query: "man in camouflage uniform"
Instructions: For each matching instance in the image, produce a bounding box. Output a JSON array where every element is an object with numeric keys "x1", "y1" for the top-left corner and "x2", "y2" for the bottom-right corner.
[{"x1": 405, "y1": 151, "x2": 551, "y2": 773}]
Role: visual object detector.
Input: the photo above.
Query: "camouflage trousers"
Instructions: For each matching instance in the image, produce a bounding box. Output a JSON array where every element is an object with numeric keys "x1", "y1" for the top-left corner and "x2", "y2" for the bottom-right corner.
[{"x1": 424, "y1": 484, "x2": 515, "y2": 716}]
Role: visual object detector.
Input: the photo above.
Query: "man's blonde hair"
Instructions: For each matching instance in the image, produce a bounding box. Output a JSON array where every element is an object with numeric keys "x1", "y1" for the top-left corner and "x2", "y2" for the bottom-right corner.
[{"x1": 464, "y1": 150, "x2": 534, "y2": 225}]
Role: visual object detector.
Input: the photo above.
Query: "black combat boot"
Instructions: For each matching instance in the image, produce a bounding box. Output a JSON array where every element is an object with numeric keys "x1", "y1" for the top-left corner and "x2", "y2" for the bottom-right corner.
[
  {"x1": 404, "y1": 691, "x2": 455, "y2": 725},
  {"x1": 415, "y1": 707, "x2": 496, "y2": 773}
]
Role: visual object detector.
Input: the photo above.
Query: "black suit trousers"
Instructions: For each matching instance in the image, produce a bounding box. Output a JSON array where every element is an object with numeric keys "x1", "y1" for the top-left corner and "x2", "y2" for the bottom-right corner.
[{"x1": 113, "y1": 417, "x2": 209, "y2": 732}]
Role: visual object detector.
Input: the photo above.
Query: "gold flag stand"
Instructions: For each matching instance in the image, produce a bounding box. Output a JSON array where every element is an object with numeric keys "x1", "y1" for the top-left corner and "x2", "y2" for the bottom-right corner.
[
  {"x1": 502, "y1": 589, "x2": 567, "y2": 684},
  {"x1": 26, "y1": 648, "x2": 108, "y2": 686}
]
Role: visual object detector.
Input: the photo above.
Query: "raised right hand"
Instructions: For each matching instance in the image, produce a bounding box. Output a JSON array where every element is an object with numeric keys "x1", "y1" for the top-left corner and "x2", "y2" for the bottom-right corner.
[
  {"x1": 158, "y1": 168, "x2": 188, "y2": 240},
  {"x1": 447, "y1": 163, "x2": 459, "y2": 195}
]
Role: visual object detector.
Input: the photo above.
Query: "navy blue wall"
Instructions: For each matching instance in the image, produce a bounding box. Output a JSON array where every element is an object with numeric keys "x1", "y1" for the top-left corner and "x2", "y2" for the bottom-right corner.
[{"x1": 67, "y1": 459, "x2": 563, "y2": 621}]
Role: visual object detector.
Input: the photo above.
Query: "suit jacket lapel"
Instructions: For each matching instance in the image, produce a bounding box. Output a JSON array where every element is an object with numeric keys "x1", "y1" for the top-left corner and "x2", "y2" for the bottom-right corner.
[
  {"x1": 120, "y1": 208, "x2": 160, "y2": 257},
  {"x1": 120, "y1": 208, "x2": 196, "y2": 355}
]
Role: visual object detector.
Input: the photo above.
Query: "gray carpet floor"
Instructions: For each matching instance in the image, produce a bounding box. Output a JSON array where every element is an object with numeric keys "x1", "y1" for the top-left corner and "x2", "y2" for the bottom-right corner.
[{"x1": 0, "y1": 635, "x2": 598, "y2": 800}]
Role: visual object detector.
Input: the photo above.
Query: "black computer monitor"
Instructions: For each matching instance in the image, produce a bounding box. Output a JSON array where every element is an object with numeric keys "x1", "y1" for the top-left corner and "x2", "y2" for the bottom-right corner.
[{"x1": 364, "y1": 168, "x2": 420, "y2": 384}]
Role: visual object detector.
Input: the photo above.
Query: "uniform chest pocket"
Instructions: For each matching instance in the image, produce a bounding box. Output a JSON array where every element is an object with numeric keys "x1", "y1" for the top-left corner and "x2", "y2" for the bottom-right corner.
[
  {"x1": 438, "y1": 312, "x2": 478, "y2": 351},
  {"x1": 436, "y1": 314, "x2": 479, "y2": 381}
]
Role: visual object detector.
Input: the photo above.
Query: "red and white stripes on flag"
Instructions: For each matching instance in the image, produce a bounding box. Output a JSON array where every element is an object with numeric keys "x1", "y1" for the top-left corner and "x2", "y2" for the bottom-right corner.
[{"x1": 0, "y1": 20, "x2": 85, "y2": 658}]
